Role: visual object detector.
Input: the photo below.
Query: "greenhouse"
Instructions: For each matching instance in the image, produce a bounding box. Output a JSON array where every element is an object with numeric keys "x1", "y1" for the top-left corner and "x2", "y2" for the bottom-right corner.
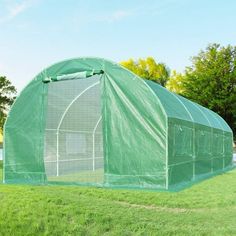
[{"x1": 3, "y1": 57, "x2": 233, "y2": 190}]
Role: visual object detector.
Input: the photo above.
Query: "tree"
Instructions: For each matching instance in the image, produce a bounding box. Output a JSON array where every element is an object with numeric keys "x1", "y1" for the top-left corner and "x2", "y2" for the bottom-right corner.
[
  {"x1": 120, "y1": 57, "x2": 170, "y2": 86},
  {"x1": 180, "y1": 44, "x2": 236, "y2": 134},
  {"x1": 0, "y1": 76, "x2": 17, "y2": 132},
  {"x1": 166, "y1": 70, "x2": 186, "y2": 94}
]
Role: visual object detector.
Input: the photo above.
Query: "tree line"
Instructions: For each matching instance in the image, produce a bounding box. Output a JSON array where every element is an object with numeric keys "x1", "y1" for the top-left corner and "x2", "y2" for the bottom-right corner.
[
  {"x1": 0, "y1": 43, "x2": 236, "y2": 137},
  {"x1": 0, "y1": 76, "x2": 16, "y2": 134}
]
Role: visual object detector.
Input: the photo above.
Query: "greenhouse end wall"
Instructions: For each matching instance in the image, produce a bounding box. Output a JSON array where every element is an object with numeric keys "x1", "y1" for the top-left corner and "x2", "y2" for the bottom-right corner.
[{"x1": 3, "y1": 58, "x2": 168, "y2": 189}]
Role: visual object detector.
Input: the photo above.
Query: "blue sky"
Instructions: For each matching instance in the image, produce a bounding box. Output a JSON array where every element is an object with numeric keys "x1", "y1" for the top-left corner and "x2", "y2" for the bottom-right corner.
[{"x1": 0, "y1": 0, "x2": 236, "y2": 91}]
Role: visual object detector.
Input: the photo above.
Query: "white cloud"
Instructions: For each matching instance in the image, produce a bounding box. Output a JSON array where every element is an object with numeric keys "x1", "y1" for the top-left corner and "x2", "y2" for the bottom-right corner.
[
  {"x1": 109, "y1": 10, "x2": 132, "y2": 22},
  {"x1": 94, "y1": 9, "x2": 133, "y2": 23},
  {"x1": 0, "y1": 0, "x2": 38, "y2": 24},
  {"x1": 92, "y1": 1, "x2": 177, "y2": 24},
  {"x1": 9, "y1": 1, "x2": 31, "y2": 18},
  {"x1": 71, "y1": 2, "x2": 173, "y2": 29},
  {"x1": 71, "y1": 8, "x2": 133, "y2": 30}
]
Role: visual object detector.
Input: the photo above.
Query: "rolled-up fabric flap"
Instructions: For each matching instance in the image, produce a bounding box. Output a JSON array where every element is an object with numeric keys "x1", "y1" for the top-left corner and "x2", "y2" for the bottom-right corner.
[{"x1": 43, "y1": 69, "x2": 104, "y2": 83}]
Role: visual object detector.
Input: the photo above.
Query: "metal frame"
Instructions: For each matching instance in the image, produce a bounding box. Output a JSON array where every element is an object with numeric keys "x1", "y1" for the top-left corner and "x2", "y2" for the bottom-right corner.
[
  {"x1": 45, "y1": 156, "x2": 103, "y2": 163},
  {"x1": 92, "y1": 116, "x2": 102, "y2": 171},
  {"x1": 190, "y1": 102, "x2": 213, "y2": 173},
  {"x1": 169, "y1": 92, "x2": 196, "y2": 180},
  {"x1": 203, "y1": 108, "x2": 225, "y2": 169},
  {"x1": 46, "y1": 128, "x2": 102, "y2": 134}
]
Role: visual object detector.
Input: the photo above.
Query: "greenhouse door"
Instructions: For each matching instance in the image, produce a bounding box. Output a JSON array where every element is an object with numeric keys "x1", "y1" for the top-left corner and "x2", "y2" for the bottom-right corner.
[{"x1": 43, "y1": 75, "x2": 104, "y2": 184}]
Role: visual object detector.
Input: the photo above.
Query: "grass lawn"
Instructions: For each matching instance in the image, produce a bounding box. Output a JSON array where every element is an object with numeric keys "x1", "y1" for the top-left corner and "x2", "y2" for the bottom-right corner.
[
  {"x1": 0, "y1": 161, "x2": 236, "y2": 235},
  {"x1": 48, "y1": 169, "x2": 104, "y2": 183}
]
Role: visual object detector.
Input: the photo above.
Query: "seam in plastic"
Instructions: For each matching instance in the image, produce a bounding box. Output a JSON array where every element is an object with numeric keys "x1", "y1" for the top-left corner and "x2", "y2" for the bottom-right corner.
[
  {"x1": 190, "y1": 102, "x2": 214, "y2": 172},
  {"x1": 168, "y1": 92, "x2": 196, "y2": 180},
  {"x1": 204, "y1": 108, "x2": 225, "y2": 168}
]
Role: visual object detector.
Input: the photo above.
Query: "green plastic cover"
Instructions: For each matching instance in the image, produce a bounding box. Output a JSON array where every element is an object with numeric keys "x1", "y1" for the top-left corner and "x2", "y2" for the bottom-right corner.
[{"x1": 3, "y1": 58, "x2": 233, "y2": 190}]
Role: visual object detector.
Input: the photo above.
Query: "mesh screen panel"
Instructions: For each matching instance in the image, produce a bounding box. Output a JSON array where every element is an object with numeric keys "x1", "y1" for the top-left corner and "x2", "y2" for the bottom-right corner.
[{"x1": 44, "y1": 75, "x2": 104, "y2": 184}]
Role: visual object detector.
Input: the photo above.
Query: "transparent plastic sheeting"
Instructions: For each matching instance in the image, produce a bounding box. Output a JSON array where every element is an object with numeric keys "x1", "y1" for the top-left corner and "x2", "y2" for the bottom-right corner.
[{"x1": 3, "y1": 58, "x2": 233, "y2": 190}]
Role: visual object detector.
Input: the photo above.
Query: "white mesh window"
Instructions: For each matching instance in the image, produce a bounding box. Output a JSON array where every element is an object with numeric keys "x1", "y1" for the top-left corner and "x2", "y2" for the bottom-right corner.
[
  {"x1": 66, "y1": 133, "x2": 87, "y2": 154},
  {"x1": 44, "y1": 75, "x2": 104, "y2": 184}
]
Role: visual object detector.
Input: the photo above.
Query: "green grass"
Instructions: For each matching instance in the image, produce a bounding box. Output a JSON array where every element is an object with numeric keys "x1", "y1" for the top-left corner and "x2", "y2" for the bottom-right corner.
[
  {"x1": 48, "y1": 169, "x2": 104, "y2": 183},
  {"x1": 0, "y1": 161, "x2": 236, "y2": 235},
  {"x1": 0, "y1": 161, "x2": 2, "y2": 179}
]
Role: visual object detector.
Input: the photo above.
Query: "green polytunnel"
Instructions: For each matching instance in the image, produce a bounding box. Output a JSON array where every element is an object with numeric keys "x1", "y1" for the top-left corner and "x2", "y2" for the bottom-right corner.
[{"x1": 3, "y1": 57, "x2": 233, "y2": 190}]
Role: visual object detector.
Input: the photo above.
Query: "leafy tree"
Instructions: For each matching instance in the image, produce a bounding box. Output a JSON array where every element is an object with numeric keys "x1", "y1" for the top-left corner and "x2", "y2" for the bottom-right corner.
[
  {"x1": 166, "y1": 70, "x2": 186, "y2": 94},
  {"x1": 181, "y1": 44, "x2": 236, "y2": 134},
  {"x1": 120, "y1": 57, "x2": 170, "y2": 86},
  {"x1": 0, "y1": 76, "x2": 17, "y2": 132}
]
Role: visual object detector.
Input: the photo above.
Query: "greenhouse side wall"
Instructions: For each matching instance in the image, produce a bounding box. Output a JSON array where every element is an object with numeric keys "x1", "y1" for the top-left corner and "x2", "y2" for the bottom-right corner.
[{"x1": 167, "y1": 118, "x2": 233, "y2": 189}]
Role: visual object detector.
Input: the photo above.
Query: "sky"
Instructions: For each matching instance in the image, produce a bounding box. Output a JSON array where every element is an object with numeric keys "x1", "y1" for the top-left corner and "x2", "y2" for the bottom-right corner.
[{"x1": 0, "y1": 0, "x2": 236, "y2": 92}]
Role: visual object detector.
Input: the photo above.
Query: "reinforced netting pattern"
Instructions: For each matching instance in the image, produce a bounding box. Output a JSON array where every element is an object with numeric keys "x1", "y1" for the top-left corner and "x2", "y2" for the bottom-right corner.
[{"x1": 44, "y1": 75, "x2": 103, "y2": 184}]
